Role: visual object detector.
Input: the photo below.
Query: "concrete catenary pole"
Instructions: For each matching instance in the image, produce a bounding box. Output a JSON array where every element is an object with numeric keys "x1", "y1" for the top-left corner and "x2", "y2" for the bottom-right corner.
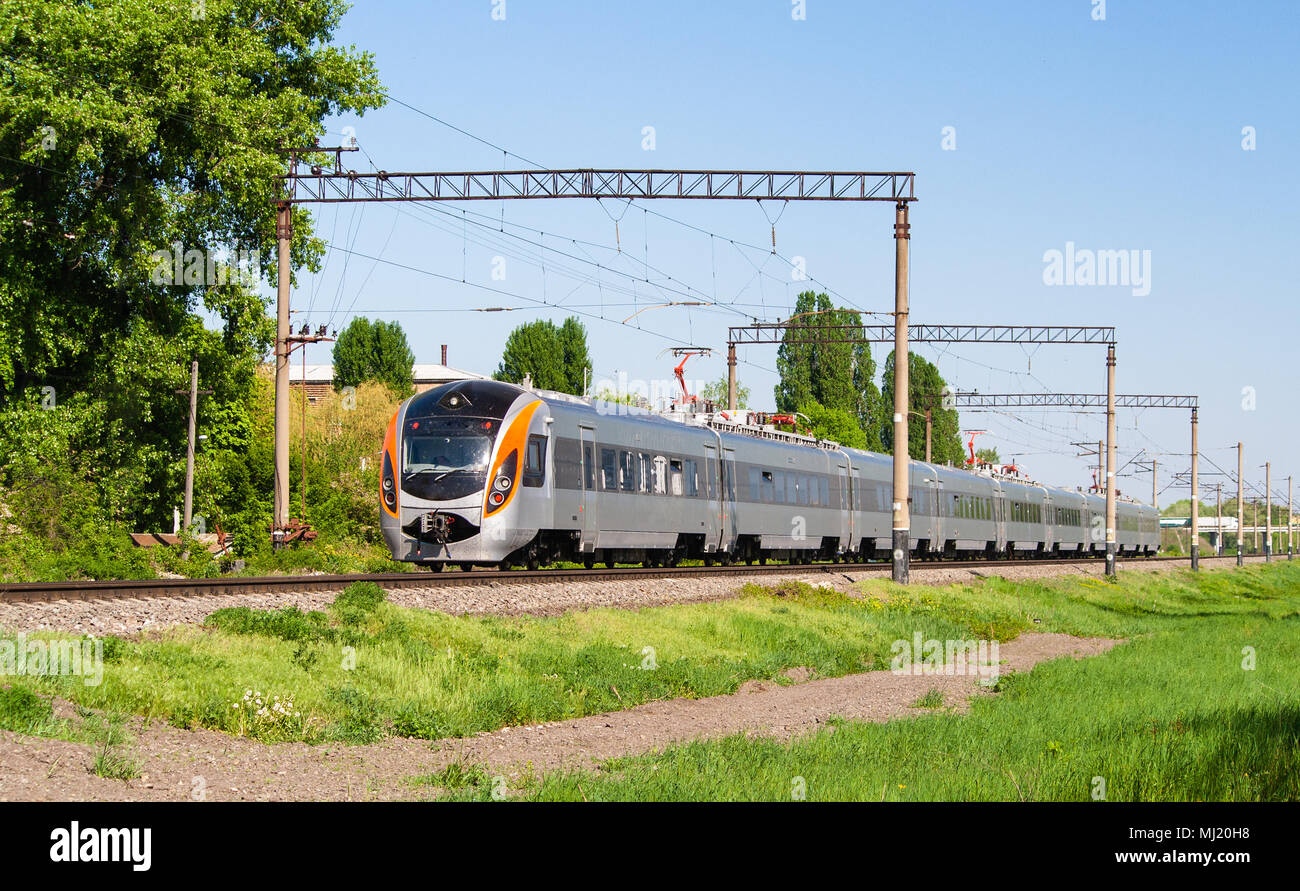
[
  {"x1": 273, "y1": 200, "x2": 292, "y2": 548},
  {"x1": 1265, "y1": 462, "x2": 1272, "y2": 561},
  {"x1": 891, "y1": 201, "x2": 911, "y2": 584},
  {"x1": 183, "y1": 359, "x2": 198, "y2": 531},
  {"x1": 1104, "y1": 345, "x2": 1117, "y2": 576},
  {"x1": 1236, "y1": 442, "x2": 1244, "y2": 566},
  {"x1": 726, "y1": 342, "x2": 737, "y2": 412},
  {"x1": 1190, "y1": 408, "x2": 1198, "y2": 571},
  {"x1": 1288, "y1": 475, "x2": 1293, "y2": 560},
  {"x1": 1152, "y1": 458, "x2": 1158, "y2": 511}
]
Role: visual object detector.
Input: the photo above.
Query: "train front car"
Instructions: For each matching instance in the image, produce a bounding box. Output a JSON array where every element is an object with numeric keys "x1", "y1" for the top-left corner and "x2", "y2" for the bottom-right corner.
[{"x1": 381, "y1": 380, "x2": 547, "y2": 568}]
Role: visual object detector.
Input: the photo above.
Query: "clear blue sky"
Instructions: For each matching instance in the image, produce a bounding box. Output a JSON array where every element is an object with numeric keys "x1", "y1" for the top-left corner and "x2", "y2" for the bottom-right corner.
[{"x1": 292, "y1": 0, "x2": 1298, "y2": 505}]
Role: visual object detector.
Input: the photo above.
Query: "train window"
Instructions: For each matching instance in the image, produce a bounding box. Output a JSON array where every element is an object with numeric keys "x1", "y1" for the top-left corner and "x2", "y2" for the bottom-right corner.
[
  {"x1": 669, "y1": 459, "x2": 683, "y2": 496},
  {"x1": 619, "y1": 451, "x2": 635, "y2": 492},
  {"x1": 583, "y1": 444, "x2": 594, "y2": 490},
  {"x1": 749, "y1": 468, "x2": 760, "y2": 501},
  {"x1": 819, "y1": 477, "x2": 829, "y2": 508},
  {"x1": 799, "y1": 475, "x2": 809, "y2": 506},
  {"x1": 601, "y1": 449, "x2": 617, "y2": 490},
  {"x1": 653, "y1": 456, "x2": 667, "y2": 494},
  {"x1": 523, "y1": 435, "x2": 547, "y2": 487},
  {"x1": 640, "y1": 453, "x2": 651, "y2": 493},
  {"x1": 785, "y1": 472, "x2": 797, "y2": 505},
  {"x1": 761, "y1": 471, "x2": 774, "y2": 503},
  {"x1": 684, "y1": 459, "x2": 698, "y2": 496}
]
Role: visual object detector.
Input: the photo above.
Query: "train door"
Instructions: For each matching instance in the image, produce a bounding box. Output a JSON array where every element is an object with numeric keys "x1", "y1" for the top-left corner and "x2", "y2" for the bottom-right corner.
[
  {"x1": 929, "y1": 477, "x2": 944, "y2": 549},
  {"x1": 837, "y1": 461, "x2": 851, "y2": 554},
  {"x1": 723, "y1": 447, "x2": 738, "y2": 553},
  {"x1": 703, "y1": 444, "x2": 721, "y2": 552},
  {"x1": 578, "y1": 426, "x2": 596, "y2": 553}
]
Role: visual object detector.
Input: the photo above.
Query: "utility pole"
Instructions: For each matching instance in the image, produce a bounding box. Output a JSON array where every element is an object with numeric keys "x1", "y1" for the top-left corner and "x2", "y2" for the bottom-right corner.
[
  {"x1": 1190, "y1": 407, "x2": 1198, "y2": 571},
  {"x1": 1152, "y1": 458, "x2": 1158, "y2": 510},
  {"x1": 1253, "y1": 500, "x2": 1259, "y2": 553},
  {"x1": 1104, "y1": 345, "x2": 1117, "y2": 577},
  {"x1": 1288, "y1": 475, "x2": 1293, "y2": 560},
  {"x1": 175, "y1": 361, "x2": 212, "y2": 532},
  {"x1": 1265, "y1": 462, "x2": 1272, "y2": 561},
  {"x1": 274, "y1": 198, "x2": 292, "y2": 549},
  {"x1": 1236, "y1": 443, "x2": 1244, "y2": 566},
  {"x1": 892, "y1": 201, "x2": 911, "y2": 584}
]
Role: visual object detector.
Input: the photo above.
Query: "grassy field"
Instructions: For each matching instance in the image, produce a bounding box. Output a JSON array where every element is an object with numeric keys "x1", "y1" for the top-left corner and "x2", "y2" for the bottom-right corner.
[
  {"x1": 3, "y1": 564, "x2": 1297, "y2": 771},
  {"x1": 476, "y1": 612, "x2": 1298, "y2": 801}
]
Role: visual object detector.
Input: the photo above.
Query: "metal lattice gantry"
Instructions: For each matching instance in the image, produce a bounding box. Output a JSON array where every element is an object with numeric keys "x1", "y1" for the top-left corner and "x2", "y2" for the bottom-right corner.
[
  {"x1": 945, "y1": 391, "x2": 1202, "y2": 570},
  {"x1": 724, "y1": 321, "x2": 1135, "y2": 575},
  {"x1": 728, "y1": 323, "x2": 1116, "y2": 347},
  {"x1": 271, "y1": 152, "x2": 919, "y2": 583},
  {"x1": 948, "y1": 393, "x2": 1196, "y2": 410},
  {"x1": 280, "y1": 168, "x2": 917, "y2": 204}
]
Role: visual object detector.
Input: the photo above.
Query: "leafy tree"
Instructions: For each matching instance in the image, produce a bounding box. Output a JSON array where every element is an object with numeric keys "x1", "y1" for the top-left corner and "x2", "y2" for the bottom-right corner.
[
  {"x1": 0, "y1": 0, "x2": 383, "y2": 538},
  {"x1": 332, "y1": 317, "x2": 415, "y2": 397},
  {"x1": 699, "y1": 376, "x2": 750, "y2": 409},
  {"x1": 774, "y1": 291, "x2": 880, "y2": 448},
  {"x1": 975, "y1": 447, "x2": 1000, "y2": 465},
  {"x1": 879, "y1": 351, "x2": 964, "y2": 463},
  {"x1": 494, "y1": 317, "x2": 592, "y2": 395},
  {"x1": 798, "y1": 401, "x2": 867, "y2": 449}
]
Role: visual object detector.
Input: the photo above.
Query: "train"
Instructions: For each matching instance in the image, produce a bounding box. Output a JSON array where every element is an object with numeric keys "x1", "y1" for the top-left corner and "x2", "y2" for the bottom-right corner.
[{"x1": 380, "y1": 378, "x2": 1160, "y2": 570}]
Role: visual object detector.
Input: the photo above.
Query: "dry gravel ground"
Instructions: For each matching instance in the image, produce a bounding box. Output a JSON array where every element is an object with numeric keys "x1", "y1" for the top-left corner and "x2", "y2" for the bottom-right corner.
[
  {"x1": 0, "y1": 554, "x2": 1265, "y2": 636},
  {"x1": 0, "y1": 632, "x2": 1115, "y2": 801}
]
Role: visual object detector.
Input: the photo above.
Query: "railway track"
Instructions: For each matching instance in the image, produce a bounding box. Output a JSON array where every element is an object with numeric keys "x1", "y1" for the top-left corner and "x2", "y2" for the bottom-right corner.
[{"x1": 0, "y1": 554, "x2": 1226, "y2": 604}]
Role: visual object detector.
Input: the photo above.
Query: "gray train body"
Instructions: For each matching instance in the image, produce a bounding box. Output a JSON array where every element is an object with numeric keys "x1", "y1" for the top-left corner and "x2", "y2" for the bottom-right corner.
[{"x1": 381, "y1": 380, "x2": 1159, "y2": 568}]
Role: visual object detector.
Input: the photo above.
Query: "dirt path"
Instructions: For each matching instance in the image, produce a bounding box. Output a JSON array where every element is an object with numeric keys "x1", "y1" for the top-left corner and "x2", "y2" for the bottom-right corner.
[{"x1": 0, "y1": 632, "x2": 1116, "y2": 801}]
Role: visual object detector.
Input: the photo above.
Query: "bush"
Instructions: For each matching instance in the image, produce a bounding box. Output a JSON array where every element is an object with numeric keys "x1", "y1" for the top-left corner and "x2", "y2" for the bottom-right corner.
[
  {"x1": 331, "y1": 581, "x2": 386, "y2": 625},
  {"x1": 0, "y1": 686, "x2": 53, "y2": 733}
]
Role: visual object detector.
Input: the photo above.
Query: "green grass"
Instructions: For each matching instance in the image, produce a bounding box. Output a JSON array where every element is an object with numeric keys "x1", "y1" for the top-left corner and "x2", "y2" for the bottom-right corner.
[
  {"x1": 4, "y1": 564, "x2": 1299, "y2": 771},
  {"x1": 450, "y1": 612, "x2": 1300, "y2": 801}
]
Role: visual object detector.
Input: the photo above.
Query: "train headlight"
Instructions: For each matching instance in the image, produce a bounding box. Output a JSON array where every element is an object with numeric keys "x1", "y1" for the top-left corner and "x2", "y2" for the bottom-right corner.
[
  {"x1": 382, "y1": 451, "x2": 397, "y2": 512},
  {"x1": 484, "y1": 450, "x2": 519, "y2": 516}
]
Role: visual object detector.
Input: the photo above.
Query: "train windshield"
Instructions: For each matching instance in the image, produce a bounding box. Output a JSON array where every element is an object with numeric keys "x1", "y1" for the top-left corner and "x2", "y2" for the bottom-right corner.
[{"x1": 404, "y1": 433, "x2": 492, "y2": 474}]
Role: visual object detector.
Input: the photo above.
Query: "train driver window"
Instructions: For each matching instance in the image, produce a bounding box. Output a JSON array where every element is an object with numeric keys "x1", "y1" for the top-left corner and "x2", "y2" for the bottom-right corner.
[
  {"x1": 601, "y1": 448, "x2": 617, "y2": 490},
  {"x1": 523, "y1": 435, "x2": 547, "y2": 487},
  {"x1": 669, "y1": 459, "x2": 684, "y2": 496},
  {"x1": 652, "y1": 456, "x2": 667, "y2": 494}
]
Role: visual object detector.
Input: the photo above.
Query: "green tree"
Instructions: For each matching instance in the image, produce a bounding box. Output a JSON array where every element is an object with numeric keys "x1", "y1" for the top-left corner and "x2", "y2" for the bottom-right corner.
[
  {"x1": 494, "y1": 317, "x2": 592, "y2": 395},
  {"x1": 774, "y1": 291, "x2": 880, "y2": 448},
  {"x1": 879, "y1": 351, "x2": 964, "y2": 463},
  {"x1": 699, "y1": 376, "x2": 750, "y2": 409},
  {"x1": 0, "y1": 0, "x2": 383, "y2": 538},
  {"x1": 798, "y1": 401, "x2": 867, "y2": 449},
  {"x1": 332, "y1": 317, "x2": 415, "y2": 397},
  {"x1": 975, "y1": 447, "x2": 1000, "y2": 465}
]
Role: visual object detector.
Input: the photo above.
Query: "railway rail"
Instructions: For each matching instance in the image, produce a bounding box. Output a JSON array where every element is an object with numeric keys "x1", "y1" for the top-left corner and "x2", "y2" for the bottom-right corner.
[{"x1": 0, "y1": 554, "x2": 1238, "y2": 604}]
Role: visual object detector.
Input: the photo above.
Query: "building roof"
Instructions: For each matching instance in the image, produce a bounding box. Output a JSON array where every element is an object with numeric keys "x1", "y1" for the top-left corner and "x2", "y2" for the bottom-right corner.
[{"x1": 289, "y1": 363, "x2": 489, "y2": 384}]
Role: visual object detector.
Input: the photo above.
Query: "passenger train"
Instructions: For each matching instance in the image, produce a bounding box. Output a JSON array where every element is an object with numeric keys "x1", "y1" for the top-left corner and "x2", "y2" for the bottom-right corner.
[{"x1": 380, "y1": 379, "x2": 1160, "y2": 570}]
